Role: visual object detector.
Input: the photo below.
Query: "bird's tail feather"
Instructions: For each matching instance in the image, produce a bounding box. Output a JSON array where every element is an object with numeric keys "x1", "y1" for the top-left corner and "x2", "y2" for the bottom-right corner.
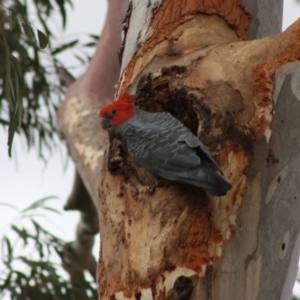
[{"x1": 183, "y1": 164, "x2": 232, "y2": 196}]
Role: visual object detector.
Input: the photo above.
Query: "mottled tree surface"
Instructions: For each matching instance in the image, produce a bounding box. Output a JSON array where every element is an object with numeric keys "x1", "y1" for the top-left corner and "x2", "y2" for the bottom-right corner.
[{"x1": 58, "y1": 0, "x2": 300, "y2": 299}]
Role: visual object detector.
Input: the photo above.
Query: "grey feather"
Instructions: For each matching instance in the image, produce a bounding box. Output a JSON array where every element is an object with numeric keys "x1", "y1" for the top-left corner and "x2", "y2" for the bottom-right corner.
[{"x1": 112, "y1": 109, "x2": 231, "y2": 196}]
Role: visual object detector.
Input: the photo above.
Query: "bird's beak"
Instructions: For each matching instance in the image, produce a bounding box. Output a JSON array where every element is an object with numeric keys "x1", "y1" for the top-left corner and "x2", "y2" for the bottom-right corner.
[{"x1": 100, "y1": 117, "x2": 111, "y2": 130}]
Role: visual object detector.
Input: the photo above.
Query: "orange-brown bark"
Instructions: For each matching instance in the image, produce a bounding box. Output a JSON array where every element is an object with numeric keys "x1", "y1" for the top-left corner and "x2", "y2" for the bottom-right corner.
[
  {"x1": 152, "y1": 0, "x2": 250, "y2": 38},
  {"x1": 119, "y1": 0, "x2": 250, "y2": 92},
  {"x1": 98, "y1": 2, "x2": 300, "y2": 298}
]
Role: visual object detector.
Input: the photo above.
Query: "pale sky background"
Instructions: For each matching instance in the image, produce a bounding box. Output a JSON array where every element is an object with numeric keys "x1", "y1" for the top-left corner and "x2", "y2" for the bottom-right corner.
[{"x1": 0, "y1": 0, "x2": 300, "y2": 295}]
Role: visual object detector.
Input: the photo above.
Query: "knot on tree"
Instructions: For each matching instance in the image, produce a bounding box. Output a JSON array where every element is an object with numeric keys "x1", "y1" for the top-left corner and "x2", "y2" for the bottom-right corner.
[{"x1": 172, "y1": 276, "x2": 194, "y2": 300}]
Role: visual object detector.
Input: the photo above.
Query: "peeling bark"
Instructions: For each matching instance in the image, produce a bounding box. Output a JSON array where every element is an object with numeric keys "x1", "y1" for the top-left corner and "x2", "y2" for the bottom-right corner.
[{"x1": 99, "y1": 0, "x2": 300, "y2": 299}]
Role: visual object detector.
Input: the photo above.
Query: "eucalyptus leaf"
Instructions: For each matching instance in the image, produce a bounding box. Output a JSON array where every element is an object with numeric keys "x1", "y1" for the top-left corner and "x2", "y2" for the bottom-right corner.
[
  {"x1": 3, "y1": 40, "x2": 13, "y2": 110},
  {"x1": 0, "y1": 197, "x2": 97, "y2": 299},
  {"x1": 55, "y1": 0, "x2": 67, "y2": 28},
  {"x1": 37, "y1": 29, "x2": 48, "y2": 49},
  {"x1": 21, "y1": 21, "x2": 37, "y2": 44},
  {"x1": 22, "y1": 196, "x2": 58, "y2": 213},
  {"x1": 2, "y1": 237, "x2": 13, "y2": 264},
  {"x1": 51, "y1": 39, "x2": 78, "y2": 55},
  {"x1": 0, "y1": 0, "x2": 92, "y2": 158},
  {"x1": 9, "y1": 12, "x2": 17, "y2": 31}
]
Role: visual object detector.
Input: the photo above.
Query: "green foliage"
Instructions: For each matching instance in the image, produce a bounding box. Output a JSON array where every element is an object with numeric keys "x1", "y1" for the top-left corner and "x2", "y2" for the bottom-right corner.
[
  {"x1": 0, "y1": 1, "x2": 67, "y2": 157},
  {"x1": 0, "y1": 0, "x2": 98, "y2": 158},
  {"x1": 0, "y1": 197, "x2": 97, "y2": 300}
]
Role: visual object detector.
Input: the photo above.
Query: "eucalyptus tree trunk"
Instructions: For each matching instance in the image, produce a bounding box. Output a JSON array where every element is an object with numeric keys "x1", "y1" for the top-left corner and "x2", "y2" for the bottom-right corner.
[{"x1": 58, "y1": 0, "x2": 300, "y2": 299}]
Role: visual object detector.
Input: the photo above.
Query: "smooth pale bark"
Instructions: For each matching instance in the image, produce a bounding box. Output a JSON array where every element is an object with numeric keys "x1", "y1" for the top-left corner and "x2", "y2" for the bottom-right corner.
[{"x1": 58, "y1": 0, "x2": 300, "y2": 299}]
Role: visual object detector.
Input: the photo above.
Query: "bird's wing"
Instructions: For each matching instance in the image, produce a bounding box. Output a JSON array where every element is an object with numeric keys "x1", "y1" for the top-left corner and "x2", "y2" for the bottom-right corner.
[
  {"x1": 123, "y1": 112, "x2": 202, "y2": 174},
  {"x1": 180, "y1": 135, "x2": 223, "y2": 174}
]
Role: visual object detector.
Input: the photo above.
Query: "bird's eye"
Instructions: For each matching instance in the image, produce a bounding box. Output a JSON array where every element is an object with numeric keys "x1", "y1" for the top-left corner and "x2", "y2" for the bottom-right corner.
[{"x1": 111, "y1": 109, "x2": 117, "y2": 115}]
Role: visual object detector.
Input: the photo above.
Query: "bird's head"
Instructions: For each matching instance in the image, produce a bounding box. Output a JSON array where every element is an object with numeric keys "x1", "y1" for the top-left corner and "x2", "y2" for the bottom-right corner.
[{"x1": 99, "y1": 93, "x2": 135, "y2": 130}]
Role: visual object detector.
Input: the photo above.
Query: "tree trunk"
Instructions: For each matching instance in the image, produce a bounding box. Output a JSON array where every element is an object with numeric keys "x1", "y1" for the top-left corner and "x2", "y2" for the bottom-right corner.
[{"x1": 58, "y1": 0, "x2": 300, "y2": 299}]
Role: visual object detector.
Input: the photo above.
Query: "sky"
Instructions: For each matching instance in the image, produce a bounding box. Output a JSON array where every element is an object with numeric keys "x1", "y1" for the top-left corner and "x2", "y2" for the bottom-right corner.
[{"x1": 0, "y1": 0, "x2": 299, "y2": 295}]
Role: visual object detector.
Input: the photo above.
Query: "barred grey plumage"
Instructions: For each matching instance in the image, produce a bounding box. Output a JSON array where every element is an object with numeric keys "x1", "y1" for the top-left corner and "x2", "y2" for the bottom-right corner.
[{"x1": 112, "y1": 109, "x2": 231, "y2": 196}]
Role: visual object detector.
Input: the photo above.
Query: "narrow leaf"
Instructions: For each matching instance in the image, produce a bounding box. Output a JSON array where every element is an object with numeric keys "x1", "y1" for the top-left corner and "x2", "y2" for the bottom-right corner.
[
  {"x1": 11, "y1": 55, "x2": 22, "y2": 78},
  {"x1": 89, "y1": 34, "x2": 100, "y2": 40},
  {"x1": 42, "y1": 206, "x2": 61, "y2": 214},
  {"x1": 3, "y1": 40, "x2": 13, "y2": 110},
  {"x1": 16, "y1": 77, "x2": 23, "y2": 127},
  {"x1": 4, "y1": 78, "x2": 13, "y2": 111},
  {"x1": 21, "y1": 196, "x2": 58, "y2": 212},
  {"x1": 55, "y1": 0, "x2": 67, "y2": 28},
  {"x1": 74, "y1": 53, "x2": 85, "y2": 64},
  {"x1": 0, "y1": 271, "x2": 12, "y2": 290},
  {"x1": 11, "y1": 225, "x2": 28, "y2": 246},
  {"x1": 37, "y1": 30, "x2": 48, "y2": 49},
  {"x1": 21, "y1": 21, "x2": 37, "y2": 44},
  {"x1": 13, "y1": 68, "x2": 20, "y2": 102},
  {"x1": 9, "y1": 12, "x2": 17, "y2": 31},
  {"x1": 9, "y1": 78, "x2": 16, "y2": 104},
  {"x1": 0, "y1": 202, "x2": 18, "y2": 211},
  {"x1": 51, "y1": 39, "x2": 78, "y2": 55},
  {"x1": 7, "y1": 107, "x2": 19, "y2": 157},
  {"x1": 83, "y1": 42, "x2": 97, "y2": 48},
  {"x1": 3, "y1": 237, "x2": 13, "y2": 263}
]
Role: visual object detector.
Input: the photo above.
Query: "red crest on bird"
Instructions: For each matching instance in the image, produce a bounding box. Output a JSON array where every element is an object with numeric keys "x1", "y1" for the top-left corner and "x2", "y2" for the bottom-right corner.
[{"x1": 99, "y1": 93, "x2": 135, "y2": 126}]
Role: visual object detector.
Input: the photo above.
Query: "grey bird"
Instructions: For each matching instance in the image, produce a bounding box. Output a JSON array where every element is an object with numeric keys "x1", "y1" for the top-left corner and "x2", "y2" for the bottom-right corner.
[{"x1": 99, "y1": 93, "x2": 231, "y2": 196}]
